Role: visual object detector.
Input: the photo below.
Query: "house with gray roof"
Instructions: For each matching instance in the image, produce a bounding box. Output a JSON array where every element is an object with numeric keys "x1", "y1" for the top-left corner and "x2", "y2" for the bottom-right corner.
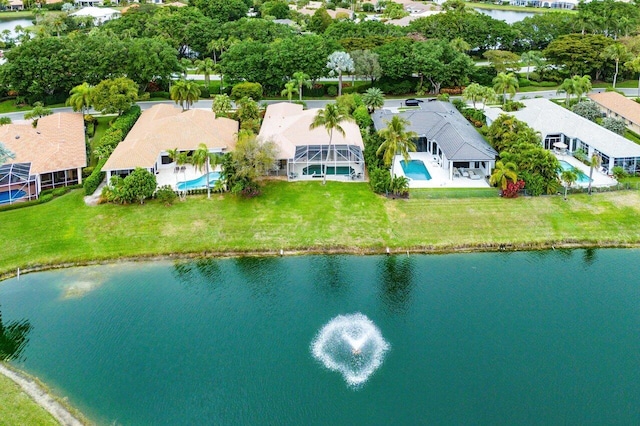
[
  {"x1": 484, "y1": 98, "x2": 640, "y2": 175},
  {"x1": 372, "y1": 101, "x2": 497, "y2": 181}
]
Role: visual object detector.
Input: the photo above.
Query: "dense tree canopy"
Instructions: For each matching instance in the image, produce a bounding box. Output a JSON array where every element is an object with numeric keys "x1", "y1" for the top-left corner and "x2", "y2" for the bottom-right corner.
[
  {"x1": 544, "y1": 34, "x2": 614, "y2": 80},
  {"x1": 189, "y1": 0, "x2": 249, "y2": 23}
]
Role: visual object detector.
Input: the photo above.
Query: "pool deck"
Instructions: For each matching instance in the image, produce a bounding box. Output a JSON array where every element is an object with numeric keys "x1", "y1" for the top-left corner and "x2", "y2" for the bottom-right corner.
[
  {"x1": 393, "y1": 153, "x2": 490, "y2": 189},
  {"x1": 555, "y1": 154, "x2": 617, "y2": 188}
]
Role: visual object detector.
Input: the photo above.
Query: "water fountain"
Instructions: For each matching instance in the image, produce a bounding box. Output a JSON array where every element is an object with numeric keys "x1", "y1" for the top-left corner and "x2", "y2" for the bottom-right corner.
[{"x1": 311, "y1": 313, "x2": 390, "y2": 387}]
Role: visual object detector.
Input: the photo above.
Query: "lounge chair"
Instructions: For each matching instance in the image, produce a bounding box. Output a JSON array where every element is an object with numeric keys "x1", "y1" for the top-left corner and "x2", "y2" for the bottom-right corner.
[
  {"x1": 289, "y1": 172, "x2": 298, "y2": 179},
  {"x1": 453, "y1": 167, "x2": 461, "y2": 178},
  {"x1": 461, "y1": 168, "x2": 469, "y2": 178},
  {"x1": 468, "y1": 170, "x2": 482, "y2": 180}
]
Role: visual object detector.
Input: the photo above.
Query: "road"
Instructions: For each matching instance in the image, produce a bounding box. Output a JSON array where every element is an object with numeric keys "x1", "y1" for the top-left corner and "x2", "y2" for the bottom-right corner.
[{"x1": 2, "y1": 87, "x2": 639, "y2": 121}]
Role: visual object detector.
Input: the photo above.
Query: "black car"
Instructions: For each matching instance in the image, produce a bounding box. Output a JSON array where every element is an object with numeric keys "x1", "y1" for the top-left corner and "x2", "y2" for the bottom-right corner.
[{"x1": 405, "y1": 98, "x2": 423, "y2": 107}]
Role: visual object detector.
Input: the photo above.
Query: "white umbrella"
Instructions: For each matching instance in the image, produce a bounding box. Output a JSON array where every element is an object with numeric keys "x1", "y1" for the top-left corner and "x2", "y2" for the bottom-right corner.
[{"x1": 553, "y1": 142, "x2": 568, "y2": 149}]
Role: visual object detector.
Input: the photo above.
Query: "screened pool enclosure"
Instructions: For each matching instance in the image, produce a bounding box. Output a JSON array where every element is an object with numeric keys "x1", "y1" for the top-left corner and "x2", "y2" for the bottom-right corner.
[
  {"x1": 0, "y1": 162, "x2": 37, "y2": 205},
  {"x1": 288, "y1": 145, "x2": 365, "y2": 180}
]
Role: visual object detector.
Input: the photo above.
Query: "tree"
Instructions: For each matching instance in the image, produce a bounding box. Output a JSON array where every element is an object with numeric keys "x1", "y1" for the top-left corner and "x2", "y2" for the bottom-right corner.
[
  {"x1": 235, "y1": 97, "x2": 262, "y2": 133},
  {"x1": 560, "y1": 168, "x2": 578, "y2": 200},
  {"x1": 308, "y1": 8, "x2": 332, "y2": 34},
  {"x1": 603, "y1": 43, "x2": 630, "y2": 89},
  {"x1": 489, "y1": 160, "x2": 518, "y2": 191},
  {"x1": 463, "y1": 83, "x2": 484, "y2": 109},
  {"x1": 479, "y1": 86, "x2": 497, "y2": 111},
  {"x1": 261, "y1": 1, "x2": 290, "y2": 19},
  {"x1": 520, "y1": 51, "x2": 542, "y2": 79},
  {"x1": 23, "y1": 102, "x2": 53, "y2": 123},
  {"x1": 0, "y1": 142, "x2": 15, "y2": 166},
  {"x1": 309, "y1": 103, "x2": 354, "y2": 185},
  {"x1": 602, "y1": 117, "x2": 626, "y2": 135},
  {"x1": 412, "y1": 39, "x2": 475, "y2": 94},
  {"x1": 292, "y1": 72, "x2": 311, "y2": 102},
  {"x1": 326, "y1": 51, "x2": 354, "y2": 97},
  {"x1": 223, "y1": 131, "x2": 278, "y2": 196},
  {"x1": 543, "y1": 34, "x2": 613, "y2": 79},
  {"x1": 572, "y1": 101, "x2": 601, "y2": 122},
  {"x1": 194, "y1": 58, "x2": 215, "y2": 87},
  {"x1": 483, "y1": 50, "x2": 521, "y2": 74},
  {"x1": 124, "y1": 168, "x2": 157, "y2": 205},
  {"x1": 66, "y1": 82, "x2": 93, "y2": 115},
  {"x1": 212, "y1": 94, "x2": 232, "y2": 117},
  {"x1": 350, "y1": 49, "x2": 382, "y2": 85},
  {"x1": 190, "y1": 0, "x2": 248, "y2": 23},
  {"x1": 281, "y1": 81, "x2": 298, "y2": 103},
  {"x1": 557, "y1": 77, "x2": 577, "y2": 107},
  {"x1": 170, "y1": 79, "x2": 201, "y2": 111},
  {"x1": 573, "y1": 75, "x2": 592, "y2": 102},
  {"x1": 587, "y1": 152, "x2": 601, "y2": 195},
  {"x1": 492, "y1": 72, "x2": 518, "y2": 106},
  {"x1": 450, "y1": 37, "x2": 470, "y2": 53},
  {"x1": 376, "y1": 115, "x2": 418, "y2": 178},
  {"x1": 362, "y1": 87, "x2": 384, "y2": 113},
  {"x1": 166, "y1": 148, "x2": 190, "y2": 200},
  {"x1": 191, "y1": 143, "x2": 221, "y2": 199},
  {"x1": 92, "y1": 77, "x2": 139, "y2": 116}
]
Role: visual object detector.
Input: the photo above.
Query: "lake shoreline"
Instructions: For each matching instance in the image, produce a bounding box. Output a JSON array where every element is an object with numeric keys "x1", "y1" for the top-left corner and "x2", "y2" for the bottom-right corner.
[
  {"x1": 0, "y1": 363, "x2": 87, "y2": 426},
  {"x1": 1, "y1": 241, "x2": 638, "y2": 283}
]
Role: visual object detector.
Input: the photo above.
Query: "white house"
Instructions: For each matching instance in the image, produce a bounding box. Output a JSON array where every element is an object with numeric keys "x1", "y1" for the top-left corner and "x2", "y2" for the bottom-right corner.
[{"x1": 70, "y1": 7, "x2": 121, "y2": 24}]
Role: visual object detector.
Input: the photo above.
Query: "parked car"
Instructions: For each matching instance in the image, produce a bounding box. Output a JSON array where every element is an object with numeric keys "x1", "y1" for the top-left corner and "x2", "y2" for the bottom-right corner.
[{"x1": 405, "y1": 98, "x2": 423, "y2": 107}]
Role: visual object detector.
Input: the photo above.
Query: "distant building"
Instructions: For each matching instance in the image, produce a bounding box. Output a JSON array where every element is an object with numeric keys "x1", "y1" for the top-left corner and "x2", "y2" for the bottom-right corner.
[
  {"x1": 70, "y1": 7, "x2": 121, "y2": 24},
  {"x1": 588, "y1": 91, "x2": 640, "y2": 135}
]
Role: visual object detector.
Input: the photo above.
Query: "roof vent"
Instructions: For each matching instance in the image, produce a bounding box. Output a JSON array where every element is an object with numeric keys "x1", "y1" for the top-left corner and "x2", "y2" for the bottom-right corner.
[
  {"x1": 15, "y1": 135, "x2": 19, "y2": 139},
  {"x1": 36, "y1": 131, "x2": 41, "y2": 134}
]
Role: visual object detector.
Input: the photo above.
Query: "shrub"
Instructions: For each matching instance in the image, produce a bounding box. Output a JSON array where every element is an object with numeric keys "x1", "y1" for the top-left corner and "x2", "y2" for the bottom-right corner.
[
  {"x1": 352, "y1": 105, "x2": 372, "y2": 129},
  {"x1": 156, "y1": 185, "x2": 177, "y2": 206},
  {"x1": 502, "y1": 180, "x2": 525, "y2": 198},
  {"x1": 362, "y1": 2, "x2": 374, "y2": 11},
  {"x1": 572, "y1": 101, "x2": 601, "y2": 122},
  {"x1": 602, "y1": 117, "x2": 626, "y2": 135},
  {"x1": 439, "y1": 87, "x2": 465, "y2": 95},
  {"x1": 82, "y1": 167, "x2": 95, "y2": 178},
  {"x1": 612, "y1": 166, "x2": 628, "y2": 180},
  {"x1": 51, "y1": 187, "x2": 69, "y2": 197},
  {"x1": 307, "y1": 84, "x2": 325, "y2": 97},
  {"x1": 200, "y1": 87, "x2": 210, "y2": 98},
  {"x1": 0, "y1": 117, "x2": 12, "y2": 125},
  {"x1": 39, "y1": 193, "x2": 54, "y2": 203},
  {"x1": 84, "y1": 157, "x2": 107, "y2": 195},
  {"x1": 518, "y1": 78, "x2": 531, "y2": 87},
  {"x1": 369, "y1": 167, "x2": 391, "y2": 194},
  {"x1": 231, "y1": 82, "x2": 263, "y2": 101},
  {"x1": 327, "y1": 85, "x2": 338, "y2": 97},
  {"x1": 503, "y1": 100, "x2": 525, "y2": 112},
  {"x1": 436, "y1": 93, "x2": 450, "y2": 102},
  {"x1": 377, "y1": 79, "x2": 415, "y2": 95},
  {"x1": 150, "y1": 91, "x2": 169, "y2": 99}
]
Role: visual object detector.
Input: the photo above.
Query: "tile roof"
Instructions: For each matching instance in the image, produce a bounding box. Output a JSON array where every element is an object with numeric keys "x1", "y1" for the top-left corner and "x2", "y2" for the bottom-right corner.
[
  {"x1": 484, "y1": 98, "x2": 640, "y2": 158},
  {"x1": 103, "y1": 104, "x2": 239, "y2": 171},
  {"x1": 258, "y1": 102, "x2": 364, "y2": 159},
  {"x1": 587, "y1": 91, "x2": 640, "y2": 125},
  {"x1": 1, "y1": 113, "x2": 86, "y2": 175},
  {"x1": 372, "y1": 101, "x2": 497, "y2": 161}
]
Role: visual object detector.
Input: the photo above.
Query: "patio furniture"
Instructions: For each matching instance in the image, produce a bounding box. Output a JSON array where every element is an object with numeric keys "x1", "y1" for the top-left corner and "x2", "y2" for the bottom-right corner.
[
  {"x1": 174, "y1": 167, "x2": 179, "y2": 174},
  {"x1": 289, "y1": 172, "x2": 298, "y2": 179},
  {"x1": 468, "y1": 170, "x2": 482, "y2": 180},
  {"x1": 453, "y1": 167, "x2": 461, "y2": 178},
  {"x1": 461, "y1": 168, "x2": 469, "y2": 178}
]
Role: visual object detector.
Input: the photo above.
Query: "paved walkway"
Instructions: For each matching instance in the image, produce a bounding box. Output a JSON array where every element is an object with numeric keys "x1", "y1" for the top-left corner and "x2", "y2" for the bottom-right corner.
[{"x1": 83, "y1": 180, "x2": 106, "y2": 206}]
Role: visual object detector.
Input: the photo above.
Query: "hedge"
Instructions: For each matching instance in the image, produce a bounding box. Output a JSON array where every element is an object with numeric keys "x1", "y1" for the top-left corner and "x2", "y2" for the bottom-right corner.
[{"x1": 82, "y1": 105, "x2": 142, "y2": 195}]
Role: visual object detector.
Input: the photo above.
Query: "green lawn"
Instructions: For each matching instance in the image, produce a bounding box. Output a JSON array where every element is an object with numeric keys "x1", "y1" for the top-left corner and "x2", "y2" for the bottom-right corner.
[
  {"x1": 0, "y1": 11, "x2": 34, "y2": 19},
  {"x1": 88, "y1": 116, "x2": 114, "y2": 166},
  {"x1": 0, "y1": 370, "x2": 58, "y2": 426},
  {"x1": 0, "y1": 100, "x2": 32, "y2": 114},
  {"x1": 2, "y1": 181, "x2": 640, "y2": 277}
]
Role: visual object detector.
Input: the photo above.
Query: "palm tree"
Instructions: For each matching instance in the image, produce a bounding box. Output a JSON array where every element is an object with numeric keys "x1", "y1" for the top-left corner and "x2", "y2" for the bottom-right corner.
[
  {"x1": 170, "y1": 80, "x2": 201, "y2": 111},
  {"x1": 66, "y1": 82, "x2": 94, "y2": 115},
  {"x1": 573, "y1": 75, "x2": 592, "y2": 102},
  {"x1": 281, "y1": 81, "x2": 298, "y2": 102},
  {"x1": 166, "y1": 148, "x2": 190, "y2": 200},
  {"x1": 180, "y1": 58, "x2": 192, "y2": 79},
  {"x1": 492, "y1": 72, "x2": 518, "y2": 106},
  {"x1": 292, "y1": 71, "x2": 311, "y2": 102},
  {"x1": 603, "y1": 43, "x2": 630, "y2": 89},
  {"x1": 191, "y1": 143, "x2": 222, "y2": 199},
  {"x1": 520, "y1": 51, "x2": 541, "y2": 80},
  {"x1": 489, "y1": 160, "x2": 518, "y2": 191},
  {"x1": 194, "y1": 58, "x2": 215, "y2": 88},
  {"x1": 462, "y1": 83, "x2": 484, "y2": 109},
  {"x1": 557, "y1": 77, "x2": 577, "y2": 107},
  {"x1": 376, "y1": 115, "x2": 417, "y2": 178},
  {"x1": 479, "y1": 86, "x2": 497, "y2": 111},
  {"x1": 309, "y1": 103, "x2": 354, "y2": 185},
  {"x1": 362, "y1": 87, "x2": 385, "y2": 113},
  {"x1": 587, "y1": 152, "x2": 601, "y2": 195},
  {"x1": 561, "y1": 168, "x2": 578, "y2": 200}
]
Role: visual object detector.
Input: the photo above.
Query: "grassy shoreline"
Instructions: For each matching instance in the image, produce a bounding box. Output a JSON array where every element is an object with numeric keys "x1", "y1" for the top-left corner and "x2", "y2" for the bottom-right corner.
[{"x1": 2, "y1": 182, "x2": 640, "y2": 280}]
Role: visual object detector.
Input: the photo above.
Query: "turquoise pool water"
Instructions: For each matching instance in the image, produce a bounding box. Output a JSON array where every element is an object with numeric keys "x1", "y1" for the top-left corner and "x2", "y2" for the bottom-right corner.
[
  {"x1": 177, "y1": 172, "x2": 220, "y2": 191},
  {"x1": 0, "y1": 189, "x2": 26, "y2": 204},
  {"x1": 400, "y1": 160, "x2": 432, "y2": 180},
  {"x1": 559, "y1": 160, "x2": 590, "y2": 183}
]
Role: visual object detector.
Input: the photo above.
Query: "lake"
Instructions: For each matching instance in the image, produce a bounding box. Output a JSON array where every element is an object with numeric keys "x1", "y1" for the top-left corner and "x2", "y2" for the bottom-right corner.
[
  {"x1": 1, "y1": 250, "x2": 639, "y2": 425},
  {"x1": 0, "y1": 18, "x2": 33, "y2": 35},
  {"x1": 475, "y1": 8, "x2": 536, "y2": 24}
]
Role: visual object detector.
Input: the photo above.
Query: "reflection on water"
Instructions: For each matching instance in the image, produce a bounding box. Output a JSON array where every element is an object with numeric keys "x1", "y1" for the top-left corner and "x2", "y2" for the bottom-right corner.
[
  {"x1": 582, "y1": 248, "x2": 597, "y2": 266},
  {"x1": 311, "y1": 256, "x2": 347, "y2": 295},
  {"x1": 172, "y1": 259, "x2": 223, "y2": 293},
  {"x1": 0, "y1": 307, "x2": 32, "y2": 361},
  {"x1": 378, "y1": 255, "x2": 415, "y2": 314}
]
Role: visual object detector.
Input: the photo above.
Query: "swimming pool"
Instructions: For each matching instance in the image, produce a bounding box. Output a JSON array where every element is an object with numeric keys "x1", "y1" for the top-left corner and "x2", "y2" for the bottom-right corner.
[
  {"x1": 400, "y1": 160, "x2": 432, "y2": 180},
  {"x1": 0, "y1": 189, "x2": 26, "y2": 204},
  {"x1": 302, "y1": 165, "x2": 354, "y2": 175},
  {"x1": 176, "y1": 172, "x2": 220, "y2": 191},
  {"x1": 559, "y1": 160, "x2": 591, "y2": 183}
]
